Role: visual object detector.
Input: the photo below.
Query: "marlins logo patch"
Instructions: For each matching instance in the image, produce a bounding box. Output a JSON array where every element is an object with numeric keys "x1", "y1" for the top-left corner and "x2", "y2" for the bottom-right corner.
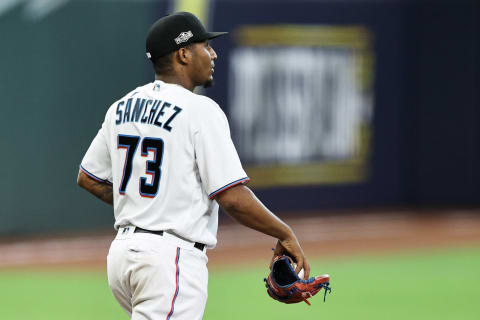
[{"x1": 175, "y1": 31, "x2": 193, "y2": 44}]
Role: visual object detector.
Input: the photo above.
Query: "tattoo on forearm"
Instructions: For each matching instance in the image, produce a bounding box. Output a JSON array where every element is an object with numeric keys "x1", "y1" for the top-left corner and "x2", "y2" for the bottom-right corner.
[
  {"x1": 91, "y1": 181, "x2": 114, "y2": 205},
  {"x1": 78, "y1": 170, "x2": 114, "y2": 205}
]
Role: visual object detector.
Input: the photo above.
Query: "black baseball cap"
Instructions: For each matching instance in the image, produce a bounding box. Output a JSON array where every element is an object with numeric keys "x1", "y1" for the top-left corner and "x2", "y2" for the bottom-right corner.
[{"x1": 146, "y1": 12, "x2": 227, "y2": 61}]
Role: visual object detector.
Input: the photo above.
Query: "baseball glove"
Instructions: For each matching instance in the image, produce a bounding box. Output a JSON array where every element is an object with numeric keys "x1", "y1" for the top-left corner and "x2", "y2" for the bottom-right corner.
[{"x1": 264, "y1": 255, "x2": 331, "y2": 305}]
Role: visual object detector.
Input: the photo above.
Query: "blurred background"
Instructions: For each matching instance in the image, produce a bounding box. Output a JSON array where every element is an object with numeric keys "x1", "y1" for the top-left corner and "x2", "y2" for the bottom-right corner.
[{"x1": 0, "y1": 0, "x2": 479, "y2": 319}]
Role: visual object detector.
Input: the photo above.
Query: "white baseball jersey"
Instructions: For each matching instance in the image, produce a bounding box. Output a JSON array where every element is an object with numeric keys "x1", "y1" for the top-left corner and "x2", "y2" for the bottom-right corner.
[{"x1": 80, "y1": 80, "x2": 249, "y2": 248}]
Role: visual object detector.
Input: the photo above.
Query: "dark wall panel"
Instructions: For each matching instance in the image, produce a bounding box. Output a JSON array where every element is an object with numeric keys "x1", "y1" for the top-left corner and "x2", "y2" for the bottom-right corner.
[
  {"x1": 412, "y1": 2, "x2": 480, "y2": 204},
  {"x1": 210, "y1": 0, "x2": 412, "y2": 211}
]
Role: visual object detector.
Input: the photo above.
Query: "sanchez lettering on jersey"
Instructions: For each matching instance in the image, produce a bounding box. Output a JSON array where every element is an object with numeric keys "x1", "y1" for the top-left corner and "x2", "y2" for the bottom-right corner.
[{"x1": 115, "y1": 98, "x2": 183, "y2": 132}]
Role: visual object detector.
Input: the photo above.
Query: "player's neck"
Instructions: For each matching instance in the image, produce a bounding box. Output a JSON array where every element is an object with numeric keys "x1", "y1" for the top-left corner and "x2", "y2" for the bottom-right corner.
[{"x1": 155, "y1": 74, "x2": 195, "y2": 92}]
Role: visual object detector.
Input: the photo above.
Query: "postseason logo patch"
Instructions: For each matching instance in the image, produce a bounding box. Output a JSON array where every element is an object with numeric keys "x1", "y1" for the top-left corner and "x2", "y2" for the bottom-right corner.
[{"x1": 175, "y1": 31, "x2": 193, "y2": 44}]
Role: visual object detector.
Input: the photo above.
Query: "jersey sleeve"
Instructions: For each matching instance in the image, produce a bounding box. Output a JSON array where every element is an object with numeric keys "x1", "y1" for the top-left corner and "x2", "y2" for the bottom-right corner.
[
  {"x1": 80, "y1": 122, "x2": 113, "y2": 185},
  {"x1": 194, "y1": 102, "x2": 249, "y2": 199}
]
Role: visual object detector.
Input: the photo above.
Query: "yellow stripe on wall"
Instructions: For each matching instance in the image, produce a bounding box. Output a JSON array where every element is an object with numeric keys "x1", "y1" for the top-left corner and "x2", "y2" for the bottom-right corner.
[
  {"x1": 234, "y1": 25, "x2": 371, "y2": 48},
  {"x1": 174, "y1": 0, "x2": 209, "y2": 25}
]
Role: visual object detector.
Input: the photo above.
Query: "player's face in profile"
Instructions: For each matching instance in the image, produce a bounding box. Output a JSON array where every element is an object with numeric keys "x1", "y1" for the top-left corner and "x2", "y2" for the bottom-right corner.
[{"x1": 191, "y1": 41, "x2": 217, "y2": 88}]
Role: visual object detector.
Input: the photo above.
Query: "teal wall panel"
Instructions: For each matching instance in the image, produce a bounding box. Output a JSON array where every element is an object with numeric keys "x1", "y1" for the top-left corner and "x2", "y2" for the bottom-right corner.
[{"x1": 0, "y1": 1, "x2": 166, "y2": 235}]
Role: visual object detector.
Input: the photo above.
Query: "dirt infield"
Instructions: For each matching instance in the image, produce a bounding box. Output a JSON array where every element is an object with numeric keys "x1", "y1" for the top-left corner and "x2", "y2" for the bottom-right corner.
[{"x1": 1, "y1": 208, "x2": 479, "y2": 269}]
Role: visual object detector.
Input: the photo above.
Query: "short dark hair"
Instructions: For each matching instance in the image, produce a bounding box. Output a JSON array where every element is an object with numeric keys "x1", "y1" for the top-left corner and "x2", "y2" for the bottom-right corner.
[
  {"x1": 152, "y1": 52, "x2": 174, "y2": 75},
  {"x1": 151, "y1": 43, "x2": 197, "y2": 76}
]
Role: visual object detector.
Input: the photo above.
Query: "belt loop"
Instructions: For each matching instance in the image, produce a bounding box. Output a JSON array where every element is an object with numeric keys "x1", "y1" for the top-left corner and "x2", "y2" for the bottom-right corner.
[{"x1": 194, "y1": 242, "x2": 205, "y2": 251}]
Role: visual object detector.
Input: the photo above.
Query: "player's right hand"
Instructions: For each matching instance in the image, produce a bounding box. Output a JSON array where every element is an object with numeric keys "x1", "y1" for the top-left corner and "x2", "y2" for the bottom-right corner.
[{"x1": 270, "y1": 238, "x2": 310, "y2": 280}]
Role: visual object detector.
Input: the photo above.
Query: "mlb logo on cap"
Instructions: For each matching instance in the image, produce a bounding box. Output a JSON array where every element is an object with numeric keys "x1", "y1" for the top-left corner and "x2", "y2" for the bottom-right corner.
[{"x1": 175, "y1": 31, "x2": 193, "y2": 44}]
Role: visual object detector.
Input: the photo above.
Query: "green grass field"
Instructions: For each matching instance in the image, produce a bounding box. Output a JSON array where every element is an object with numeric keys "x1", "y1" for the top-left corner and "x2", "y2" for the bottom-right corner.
[{"x1": 1, "y1": 246, "x2": 479, "y2": 320}]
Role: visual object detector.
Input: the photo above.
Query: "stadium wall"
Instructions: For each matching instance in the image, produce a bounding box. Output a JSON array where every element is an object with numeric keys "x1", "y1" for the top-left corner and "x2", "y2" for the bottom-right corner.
[{"x1": 0, "y1": 0, "x2": 478, "y2": 235}]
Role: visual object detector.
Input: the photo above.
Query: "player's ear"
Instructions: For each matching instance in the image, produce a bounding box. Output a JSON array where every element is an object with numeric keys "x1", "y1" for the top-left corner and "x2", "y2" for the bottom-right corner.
[{"x1": 177, "y1": 47, "x2": 192, "y2": 65}]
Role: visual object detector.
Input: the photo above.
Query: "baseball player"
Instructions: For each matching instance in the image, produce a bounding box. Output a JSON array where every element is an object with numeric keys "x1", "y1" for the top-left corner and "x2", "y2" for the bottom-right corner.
[{"x1": 77, "y1": 12, "x2": 310, "y2": 320}]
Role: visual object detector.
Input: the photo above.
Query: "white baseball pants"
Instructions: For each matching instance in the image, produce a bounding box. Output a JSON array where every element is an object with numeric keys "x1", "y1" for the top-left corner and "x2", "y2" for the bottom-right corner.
[{"x1": 107, "y1": 226, "x2": 209, "y2": 320}]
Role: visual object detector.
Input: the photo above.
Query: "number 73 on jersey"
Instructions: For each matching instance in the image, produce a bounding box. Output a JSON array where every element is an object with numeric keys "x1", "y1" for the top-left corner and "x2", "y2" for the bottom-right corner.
[{"x1": 117, "y1": 134, "x2": 164, "y2": 198}]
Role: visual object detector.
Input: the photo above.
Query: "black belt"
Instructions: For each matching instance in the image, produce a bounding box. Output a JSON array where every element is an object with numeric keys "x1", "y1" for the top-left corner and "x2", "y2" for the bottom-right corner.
[{"x1": 134, "y1": 227, "x2": 205, "y2": 251}]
